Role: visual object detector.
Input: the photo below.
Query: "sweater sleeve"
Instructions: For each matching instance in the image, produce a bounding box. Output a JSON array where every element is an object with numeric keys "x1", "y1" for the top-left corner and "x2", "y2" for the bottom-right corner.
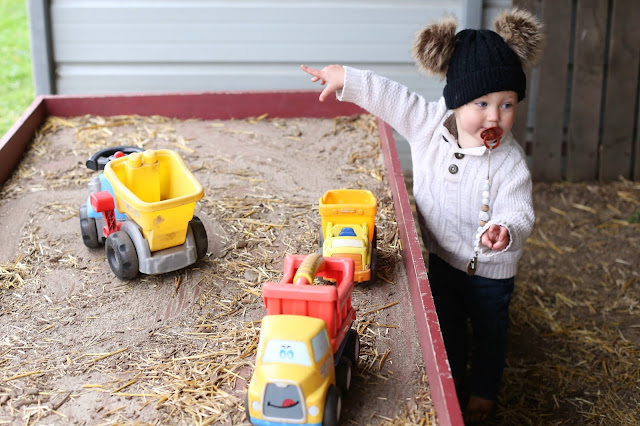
[
  {"x1": 337, "y1": 66, "x2": 445, "y2": 146},
  {"x1": 483, "y1": 151, "x2": 535, "y2": 255}
]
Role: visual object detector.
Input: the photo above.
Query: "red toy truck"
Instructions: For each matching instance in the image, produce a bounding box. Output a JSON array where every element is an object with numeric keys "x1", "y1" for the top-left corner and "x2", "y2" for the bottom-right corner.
[{"x1": 245, "y1": 254, "x2": 360, "y2": 426}]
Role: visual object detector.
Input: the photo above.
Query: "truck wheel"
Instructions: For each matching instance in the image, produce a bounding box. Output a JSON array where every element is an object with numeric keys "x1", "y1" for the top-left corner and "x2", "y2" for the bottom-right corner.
[
  {"x1": 190, "y1": 216, "x2": 208, "y2": 259},
  {"x1": 79, "y1": 204, "x2": 101, "y2": 248},
  {"x1": 344, "y1": 329, "x2": 360, "y2": 367},
  {"x1": 105, "y1": 231, "x2": 139, "y2": 280},
  {"x1": 322, "y1": 385, "x2": 341, "y2": 426},
  {"x1": 335, "y1": 356, "x2": 352, "y2": 393}
]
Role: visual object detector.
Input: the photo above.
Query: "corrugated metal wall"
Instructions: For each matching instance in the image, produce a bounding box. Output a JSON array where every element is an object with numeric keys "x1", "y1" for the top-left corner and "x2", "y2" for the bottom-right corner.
[
  {"x1": 32, "y1": 0, "x2": 468, "y2": 98},
  {"x1": 481, "y1": 0, "x2": 515, "y2": 27},
  {"x1": 28, "y1": 0, "x2": 514, "y2": 170}
]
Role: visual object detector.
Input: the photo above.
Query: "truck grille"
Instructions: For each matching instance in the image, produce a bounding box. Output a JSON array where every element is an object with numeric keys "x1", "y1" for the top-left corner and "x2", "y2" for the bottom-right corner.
[{"x1": 263, "y1": 382, "x2": 304, "y2": 421}]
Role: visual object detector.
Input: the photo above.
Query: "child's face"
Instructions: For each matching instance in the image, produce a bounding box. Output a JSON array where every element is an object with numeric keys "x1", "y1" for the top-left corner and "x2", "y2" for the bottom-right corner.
[{"x1": 453, "y1": 91, "x2": 518, "y2": 148}]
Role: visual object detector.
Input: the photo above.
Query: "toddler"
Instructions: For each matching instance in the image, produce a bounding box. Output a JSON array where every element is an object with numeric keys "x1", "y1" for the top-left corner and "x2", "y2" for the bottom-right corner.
[{"x1": 301, "y1": 8, "x2": 544, "y2": 423}]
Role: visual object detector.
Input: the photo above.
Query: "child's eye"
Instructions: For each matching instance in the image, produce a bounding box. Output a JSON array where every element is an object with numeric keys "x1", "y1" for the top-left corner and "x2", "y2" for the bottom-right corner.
[
  {"x1": 475, "y1": 101, "x2": 488, "y2": 107},
  {"x1": 501, "y1": 102, "x2": 513, "y2": 109}
]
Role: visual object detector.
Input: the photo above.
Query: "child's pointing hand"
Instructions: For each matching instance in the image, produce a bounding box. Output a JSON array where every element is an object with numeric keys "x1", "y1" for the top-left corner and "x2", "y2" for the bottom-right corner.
[{"x1": 301, "y1": 64, "x2": 345, "y2": 102}]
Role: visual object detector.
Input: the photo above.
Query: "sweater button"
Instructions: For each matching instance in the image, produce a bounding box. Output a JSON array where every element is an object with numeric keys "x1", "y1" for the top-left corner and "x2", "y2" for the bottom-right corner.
[
  {"x1": 448, "y1": 164, "x2": 458, "y2": 174},
  {"x1": 454, "y1": 153, "x2": 464, "y2": 159}
]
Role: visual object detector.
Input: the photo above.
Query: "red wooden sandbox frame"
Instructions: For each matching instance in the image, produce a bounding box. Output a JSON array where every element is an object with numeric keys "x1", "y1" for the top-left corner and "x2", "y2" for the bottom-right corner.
[{"x1": 0, "y1": 91, "x2": 463, "y2": 425}]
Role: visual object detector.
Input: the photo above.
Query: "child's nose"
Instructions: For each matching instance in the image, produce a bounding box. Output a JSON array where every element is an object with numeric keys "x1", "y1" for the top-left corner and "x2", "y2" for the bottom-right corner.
[{"x1": 487, "y1": 106, "x2": 499, "y2": 123}]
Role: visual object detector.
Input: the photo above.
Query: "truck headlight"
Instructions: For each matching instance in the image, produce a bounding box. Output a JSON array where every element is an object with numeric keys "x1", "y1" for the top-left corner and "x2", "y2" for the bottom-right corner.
[
  {"x1": 252, "y1": 400, "x2": 261, "y2": 412},
  {"x1": 308, "y1": 405, "x2": 319, "y2": 416}
]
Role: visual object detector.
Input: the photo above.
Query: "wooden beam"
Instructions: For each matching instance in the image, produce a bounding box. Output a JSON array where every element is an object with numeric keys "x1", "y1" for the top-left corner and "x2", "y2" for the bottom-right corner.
[
  {"x1": 599, "y1": 0, "x2": 640, "y2": 180},
  {"x1": 532, "y1": 0, "x2": 572, "y2": 181},
  {"x1": 566, "y1": 0, "x2": 608, "y2": 181}
]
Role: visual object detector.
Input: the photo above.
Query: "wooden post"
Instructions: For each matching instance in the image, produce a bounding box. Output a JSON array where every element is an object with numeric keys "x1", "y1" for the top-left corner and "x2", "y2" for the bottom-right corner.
[
  {"x1": 532, "y1": 0, "x2": 573, "y2": 181},
  {"x1": 599, "y1": 0, "x2": 640, "y2": 180},
  {"x1": 567, "y1": 0, "x2": 608, "y2": 181}
]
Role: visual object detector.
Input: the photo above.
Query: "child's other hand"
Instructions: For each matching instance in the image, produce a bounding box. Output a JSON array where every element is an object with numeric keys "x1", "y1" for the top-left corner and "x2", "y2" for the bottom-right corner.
[
  {"x1": 301, "y1": 64, "x2": 345, "y2": 102},
  {"x1": 481, "y1": 224, "x2": 510, "y2": 251}
]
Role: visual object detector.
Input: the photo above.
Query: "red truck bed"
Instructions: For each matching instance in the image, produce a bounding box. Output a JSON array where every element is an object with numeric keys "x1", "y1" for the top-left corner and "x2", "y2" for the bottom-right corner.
[{"x1": 262, "y1": 255, "x2": 356, "y2": 353}]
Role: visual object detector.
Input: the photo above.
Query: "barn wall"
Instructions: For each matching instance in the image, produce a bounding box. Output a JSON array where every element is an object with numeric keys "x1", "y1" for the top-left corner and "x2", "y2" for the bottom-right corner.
[
  {"x1": 33, "y1": 0, "x2": 469, "y2": 99},
  {"x1": 28, "y1": 1, "x2": 514, "y2": 172}
]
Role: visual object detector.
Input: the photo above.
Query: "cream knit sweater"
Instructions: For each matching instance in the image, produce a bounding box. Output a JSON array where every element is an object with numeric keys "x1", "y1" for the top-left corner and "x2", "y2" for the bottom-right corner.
[{"x1": 338, "y1": 67, "x2": 534, "y2": 279}]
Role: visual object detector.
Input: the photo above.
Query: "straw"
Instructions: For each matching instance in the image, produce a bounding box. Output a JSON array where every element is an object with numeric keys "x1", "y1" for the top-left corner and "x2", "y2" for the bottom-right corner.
[{"x1": 0, "y1": 113, "x2": 437, "y2": 425}]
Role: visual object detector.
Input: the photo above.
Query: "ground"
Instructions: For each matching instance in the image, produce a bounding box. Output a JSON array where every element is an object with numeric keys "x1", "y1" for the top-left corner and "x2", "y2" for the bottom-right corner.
[
  {"x1": 1, "y1": 113, "x2": 639, "y2": 425},
  {"x1": 0, "y1": 115, "x2": 435, "y2": 425},
  {"x1": 409, "y1": 174, "x2": 640, "y2": 425},
  {"x1": 494, "y1": 179, "x2": 640, "y2": 425}
]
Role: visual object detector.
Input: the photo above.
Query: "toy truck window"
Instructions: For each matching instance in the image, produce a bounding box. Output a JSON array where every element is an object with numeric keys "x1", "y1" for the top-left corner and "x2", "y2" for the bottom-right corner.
[
  {"x1": 262, "y1": 340, "x2": 311, "y2": 366},
  {"x1": 331, "y1": 239, "x2": 364, "y2": 248},
  {"x1": 311, "y1": 329, "x2": 330, "y2": 363}
]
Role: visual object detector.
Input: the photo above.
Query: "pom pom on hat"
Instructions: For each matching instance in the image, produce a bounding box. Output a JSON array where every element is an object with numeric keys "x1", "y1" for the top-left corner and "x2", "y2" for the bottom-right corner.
[
  {"x1": 493, "y1": 8, "x2": 545, "y2": 67},
  {"x1": 411, "y1": 16, "x2": 457, "y2": 78}
]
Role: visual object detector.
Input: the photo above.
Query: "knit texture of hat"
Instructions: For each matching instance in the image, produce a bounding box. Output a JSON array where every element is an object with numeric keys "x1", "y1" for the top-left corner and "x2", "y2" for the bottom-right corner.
[{"x1": 443, "y1": 29, "x2": 526, "y2": 109}]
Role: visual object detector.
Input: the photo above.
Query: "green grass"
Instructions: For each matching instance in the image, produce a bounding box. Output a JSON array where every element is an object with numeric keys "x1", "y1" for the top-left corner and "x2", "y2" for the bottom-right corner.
[{"x1": 0, "y1": 0, "x2": 34, "y2": 139}]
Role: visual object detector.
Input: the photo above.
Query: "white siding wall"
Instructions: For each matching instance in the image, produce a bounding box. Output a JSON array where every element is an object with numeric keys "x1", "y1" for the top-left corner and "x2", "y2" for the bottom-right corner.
[
  {"x1": 31, "y1": 0, "x2": 514, "y2": 170},
  {"x1": 46, "y1": 0, "x2": 466, "y2": 98},
  {"x1": 481, "y1": 0, "x2": 514, "y2": 28}
]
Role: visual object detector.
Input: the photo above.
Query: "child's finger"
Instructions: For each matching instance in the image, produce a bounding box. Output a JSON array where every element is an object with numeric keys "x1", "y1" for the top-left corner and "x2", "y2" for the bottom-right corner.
[
  {"x1": 301, "y1": 64, "x2": 322, "y2": 78},
  {"x1": 319, "y1": 86, "x2": 333, "y2": 102},
  {"x1": 490, "y1": 225, "x2": 501, "y2": 241},
  {"x1": 481, "y1": 232, "x2": 493, "y2": 248},
  {"x1": 499, "y1": 227, "x2": 510, "y2": 245}
]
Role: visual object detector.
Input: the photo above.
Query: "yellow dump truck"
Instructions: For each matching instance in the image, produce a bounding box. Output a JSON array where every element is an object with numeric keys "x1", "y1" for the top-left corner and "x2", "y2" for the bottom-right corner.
[
  {"x1": 319, "y1": 189, "x2": 377, "y2": 283},
  {"x1": 88, "y1": 149, "x2": 207, "y2": 280}
]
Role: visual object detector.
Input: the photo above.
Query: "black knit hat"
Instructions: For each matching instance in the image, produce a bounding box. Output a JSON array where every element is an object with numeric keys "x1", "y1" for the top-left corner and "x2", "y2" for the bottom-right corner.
[
  {"x1": 412, "y1": 8, "x2": 545, "y2": 110},
  {"x1": 443, "y1": 29, "x2": 526, "y2": 109}
]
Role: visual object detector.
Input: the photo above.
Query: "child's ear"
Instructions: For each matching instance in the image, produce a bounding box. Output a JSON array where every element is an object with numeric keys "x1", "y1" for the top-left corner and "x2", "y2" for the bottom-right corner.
[
  {"x1": 412, "y1": 16, "x2": 458, "y2": 78},
  {"x1": 493, "y1": 8, "x2": 545, "y2": 67}
]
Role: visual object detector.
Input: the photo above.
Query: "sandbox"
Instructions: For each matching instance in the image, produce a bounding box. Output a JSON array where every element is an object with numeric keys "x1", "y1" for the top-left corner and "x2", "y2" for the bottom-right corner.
[{"x1": 0, "y1": 92, "x2": 462, "y2": 425}]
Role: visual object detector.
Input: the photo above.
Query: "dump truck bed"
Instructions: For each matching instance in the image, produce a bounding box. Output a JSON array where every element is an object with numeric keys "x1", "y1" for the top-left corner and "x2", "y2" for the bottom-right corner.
[
  {"x1": 319, "y1": 189, "x2": 377, "y2": 242},
  {"x1": 262, "y1": 255, "x2": 356, "y2": 353},
  {"x1": 104, "y1": 149, "x2": 203, "y2": 251}
]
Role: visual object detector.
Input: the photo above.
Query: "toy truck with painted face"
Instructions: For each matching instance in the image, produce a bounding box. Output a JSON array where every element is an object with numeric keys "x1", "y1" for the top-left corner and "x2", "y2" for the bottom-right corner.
[
  {"x1": 245, "y1": 254, "x2": 360, "y2": 426},
  {"x1": 319, "y1": 189, "x2": 377, "y2": 284}
]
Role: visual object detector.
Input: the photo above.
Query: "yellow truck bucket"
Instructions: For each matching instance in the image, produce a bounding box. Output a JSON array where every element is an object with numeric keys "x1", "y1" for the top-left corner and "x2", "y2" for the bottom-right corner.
[
  {"x1": 319, "y1": 189, "x2": 377, "y2": 242},
  {"x1": 104, "y1": 149, "x2": 203, "y2": 252}
]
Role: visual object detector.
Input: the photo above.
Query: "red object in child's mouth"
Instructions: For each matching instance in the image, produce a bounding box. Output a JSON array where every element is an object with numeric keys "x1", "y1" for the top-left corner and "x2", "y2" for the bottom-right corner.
[{"x1": 481, "y1": 127, "x2": 503, "y2": 149}]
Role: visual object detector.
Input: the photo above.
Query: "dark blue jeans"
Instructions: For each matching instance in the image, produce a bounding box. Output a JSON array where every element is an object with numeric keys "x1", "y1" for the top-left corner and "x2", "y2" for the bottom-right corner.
[{"x1": 428, "y1": 254, "x2": 514, "y2": 401}]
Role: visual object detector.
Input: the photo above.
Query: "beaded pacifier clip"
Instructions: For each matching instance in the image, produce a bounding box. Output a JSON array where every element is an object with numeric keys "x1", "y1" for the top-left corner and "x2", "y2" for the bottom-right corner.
[{"x1": 466, "y1": 127, "x2": 503, "y2": 276}]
